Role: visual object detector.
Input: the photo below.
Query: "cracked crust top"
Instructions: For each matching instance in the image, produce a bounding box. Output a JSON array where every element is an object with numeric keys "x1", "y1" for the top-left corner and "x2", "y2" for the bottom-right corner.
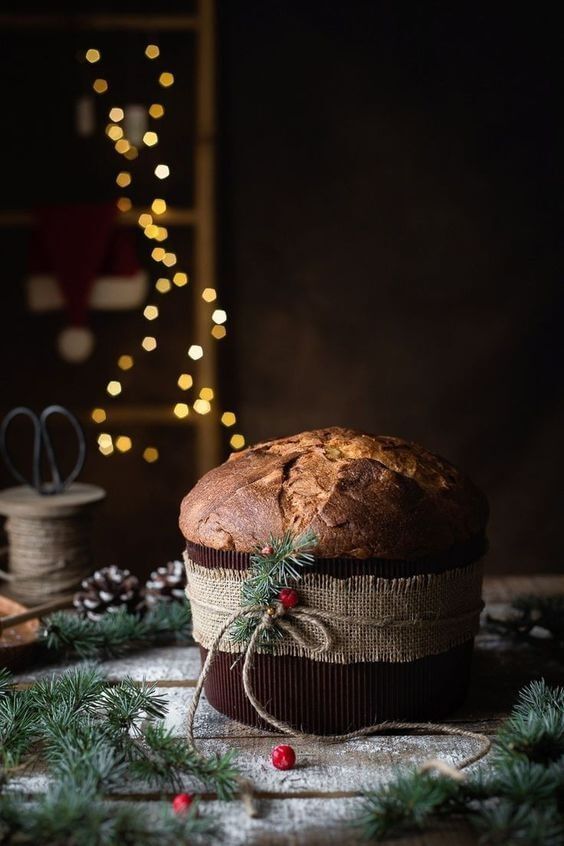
[{"x1": 179, "y1": 427, "x2": 488, "y2": 559}]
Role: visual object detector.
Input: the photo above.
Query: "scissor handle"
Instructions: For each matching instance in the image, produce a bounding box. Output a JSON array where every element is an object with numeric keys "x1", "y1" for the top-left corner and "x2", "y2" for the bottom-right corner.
[
  {"x1": 0, "y1": 405, "x2": 86, "y2": 495},
  {"x1": 39, "y1": 406, "x2": 86, "y2": 494},
  {"x1": 0, "y1": 407, "x2": 42, "y2": 490}
]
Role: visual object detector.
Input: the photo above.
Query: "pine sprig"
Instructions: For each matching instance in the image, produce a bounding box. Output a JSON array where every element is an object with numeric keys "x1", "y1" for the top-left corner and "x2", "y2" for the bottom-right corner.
[
  {"x1": 101, "y1": 678, "x2": 168, "y2": 735},
  {"x1": 0, "y1": 667, "x2": 12, "y2": 698},
  {"x1": 355, "y1": 678, "x2": 564, "y2": 843},
  {"x1": 131, "y1": 722, "x2": 239, "y2": 799},
  {"x1": 42, "y1": 719, "x2": 128, "y2": 793},
  {"x1": 473, "y1": 802, "x2": 564, "y2": 846},
  {"x1": 231, "y1": 528, "x2": 318, "y2": 648},
  {"x1": 0, "y1": 665, "x2": 238, "y2": 842},
  {"x1": 494, "y1": 680, "x2": 564, "y2": 766},
  {"x1": 31, "y1": 663, "x2": 106, "y2": 712},
  {"x1": 0, "y1": 692, "x2": 38, "y2": 768},
  {"x1": 356, "y1": 770, "x2": 460, "y2": 840},
  {"x1": 41, "y1": 601, "x2": 191, "y2": 660},
  {"x1": 0, "y1": 787, "x2": 212, "y2": 846}
]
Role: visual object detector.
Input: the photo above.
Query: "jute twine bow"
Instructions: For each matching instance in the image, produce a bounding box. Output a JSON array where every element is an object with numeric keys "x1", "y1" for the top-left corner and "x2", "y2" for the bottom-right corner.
[{"x1": 186, "y1": 594, "x2": 491, "y2": 816}]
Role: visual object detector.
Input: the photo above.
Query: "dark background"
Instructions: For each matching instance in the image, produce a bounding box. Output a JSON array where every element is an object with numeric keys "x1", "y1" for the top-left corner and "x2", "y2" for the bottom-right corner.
[
  {"x1": 0, "y1": 11, "x2": 200, "y2": 576},
  {"x1": 0, "y1": 3, "x2": 562, "y2": 577},
  {"x1": 219, "y1": 2, "x2": 563, "y2": 575}
]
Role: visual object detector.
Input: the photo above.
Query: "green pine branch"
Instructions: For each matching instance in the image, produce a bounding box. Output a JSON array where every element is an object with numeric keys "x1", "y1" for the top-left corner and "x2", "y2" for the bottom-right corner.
[
  {"x1": 0, "y1": 668, "x2": 12, "y2": 698},
  {"x1": 0, "y1": 665, "x2": 238, "y2": 843},
  {"x1": 130, "y1": 722, "x2": 239, "y2": 800},
  {"x1": 231, "y1": 528, "x2": 318, "y2": 649},
  {"x1": 40, "y1": 601, "x2": 192, "y2": 660},
  {"x1": 355, "y1": 770, "x2": 461, "y2": 840},
  {"x1": 0, "y1": 691, "x2": 37, "y2": 769},
  {"x1": 354, "y1": 678, "x2": 564, "y2": 843},
  {"x1": 494, "y1": 682, "x2": 564, "y2": 767},
  {"x1": 0, "y1": 787, "x2": 212, "y2": 846}
]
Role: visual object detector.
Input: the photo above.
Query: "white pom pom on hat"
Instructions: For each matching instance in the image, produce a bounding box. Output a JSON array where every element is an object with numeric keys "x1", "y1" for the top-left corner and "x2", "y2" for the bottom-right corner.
[{"x1": 57, "y1": 326, "x2": 95, "y2": 363}]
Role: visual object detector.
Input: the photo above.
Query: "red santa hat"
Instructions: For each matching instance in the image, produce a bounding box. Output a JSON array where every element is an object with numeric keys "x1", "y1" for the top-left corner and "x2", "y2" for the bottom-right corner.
[{"x1": 28, "y1": 202, "x2": 147, "y2": 362}]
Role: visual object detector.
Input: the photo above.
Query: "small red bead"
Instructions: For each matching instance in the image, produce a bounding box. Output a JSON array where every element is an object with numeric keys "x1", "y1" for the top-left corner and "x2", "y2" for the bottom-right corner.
[
  {"x1": 271, "y1": 744, "x2": 296, "y2": 770},
  {"x1": 261, "y1": 544, "x2": 274, "y2": 555},
  {"x1": 172, "y1": 793, "x2": 194, "y2": 814},
  {"x1": 279, "y1": 588, "x2": 299, "y2": 609}
]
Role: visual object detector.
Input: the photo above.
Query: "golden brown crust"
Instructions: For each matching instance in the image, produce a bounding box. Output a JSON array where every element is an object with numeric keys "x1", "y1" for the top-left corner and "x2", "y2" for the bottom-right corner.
[{"x1": 179, "y1": 427, "x2": 488, "y2": 559}]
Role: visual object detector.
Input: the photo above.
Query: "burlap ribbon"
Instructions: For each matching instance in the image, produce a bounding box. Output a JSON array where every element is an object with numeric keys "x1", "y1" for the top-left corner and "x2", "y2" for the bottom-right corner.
[{"x1": 185, "y1": 557, "x2": 483, "y2": 664}]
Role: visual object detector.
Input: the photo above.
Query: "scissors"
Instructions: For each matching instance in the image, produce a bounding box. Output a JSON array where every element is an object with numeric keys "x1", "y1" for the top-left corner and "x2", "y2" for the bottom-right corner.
[{"x1": 0, "y1": 405, "x2": 86, "y2": 496}]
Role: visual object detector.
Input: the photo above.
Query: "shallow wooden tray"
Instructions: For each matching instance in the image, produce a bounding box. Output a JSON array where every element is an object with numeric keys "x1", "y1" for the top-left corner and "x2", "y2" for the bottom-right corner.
[{"x1": 0, "y1": 594, "x2": 39, "y2": 671}]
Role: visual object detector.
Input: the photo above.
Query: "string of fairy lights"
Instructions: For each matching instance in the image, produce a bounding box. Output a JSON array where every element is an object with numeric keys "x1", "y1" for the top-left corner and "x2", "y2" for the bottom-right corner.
[{"x1": 81, "y1": 43, "x2": 245, "y2": 462}]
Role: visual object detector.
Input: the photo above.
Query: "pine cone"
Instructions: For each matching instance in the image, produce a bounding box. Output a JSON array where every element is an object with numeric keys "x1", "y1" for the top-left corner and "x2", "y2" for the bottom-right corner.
[
  {"x1": 73, "y1": 565, "x2": 144, "y2": 621},
  {"x1": 144, "y1": 560, "x2": 187, "y2": 608}
]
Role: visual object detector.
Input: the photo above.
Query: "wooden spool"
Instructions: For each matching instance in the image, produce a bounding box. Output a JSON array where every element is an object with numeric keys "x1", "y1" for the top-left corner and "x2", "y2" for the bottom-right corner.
[{"x1": 0, "y1": 483, "x2": 106, "y2": 605}]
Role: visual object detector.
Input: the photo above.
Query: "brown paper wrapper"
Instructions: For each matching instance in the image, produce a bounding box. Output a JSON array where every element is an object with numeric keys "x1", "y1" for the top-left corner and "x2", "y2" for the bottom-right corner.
[{"x1": 187, "y1": 534, "x2": 485, "y2": 734}]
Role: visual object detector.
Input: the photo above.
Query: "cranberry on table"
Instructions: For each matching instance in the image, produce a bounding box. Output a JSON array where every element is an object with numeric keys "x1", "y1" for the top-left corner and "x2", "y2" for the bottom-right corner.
[
  {"x1": 271, "y1": 744, "x2": 296, "y2": 770},
  {"x1": 172, "y1": 792, "x2": 194, "y2": 813}
]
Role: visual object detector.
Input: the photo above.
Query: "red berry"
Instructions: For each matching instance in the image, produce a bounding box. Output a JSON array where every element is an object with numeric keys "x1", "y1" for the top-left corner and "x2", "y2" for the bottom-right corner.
[
  {"x1": 278, "y1": 588, "x2": 299, "y2": 609},
  {"x1": 261, "y1": 544, "x2": 274, "y2": 555},
  {"x1": 172, "y1": 793, "x2": 194, "y2": 814},
  {"x1": 271, "y1": 744, "x2": 296, "y2": 770}
]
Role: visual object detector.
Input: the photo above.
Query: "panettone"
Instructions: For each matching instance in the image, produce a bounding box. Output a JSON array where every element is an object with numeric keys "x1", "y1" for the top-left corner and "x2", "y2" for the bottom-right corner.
[{"x1": 180, "y1": 427, "x2": 488, "y2": 733}]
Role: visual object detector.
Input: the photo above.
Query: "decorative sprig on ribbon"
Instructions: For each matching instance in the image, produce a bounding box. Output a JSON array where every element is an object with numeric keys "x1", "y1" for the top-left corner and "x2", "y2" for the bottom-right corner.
[{"x1": 230, "y1": 528, "x2": 318, "y2": 649}]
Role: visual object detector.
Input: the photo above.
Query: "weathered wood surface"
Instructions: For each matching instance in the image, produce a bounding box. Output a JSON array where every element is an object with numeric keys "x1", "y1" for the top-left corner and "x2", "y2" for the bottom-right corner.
[{"x1": 11, "y1": 575, "x2": 564, "y2": 845}]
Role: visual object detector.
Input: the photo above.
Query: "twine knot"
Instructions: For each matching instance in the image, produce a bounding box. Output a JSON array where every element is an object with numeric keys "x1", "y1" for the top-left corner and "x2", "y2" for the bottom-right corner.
[
  {"x1": 262, "y1": 602, "x2": 284, "y2": 623},
  {"x1": 256, "y1": 600, "x2": 333, "y2": 654}
]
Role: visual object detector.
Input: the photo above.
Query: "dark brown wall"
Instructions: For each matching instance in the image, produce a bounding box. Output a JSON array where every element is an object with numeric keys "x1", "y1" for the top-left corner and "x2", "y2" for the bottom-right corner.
[{"x1": 218, "y1": 2, "x2": 563, "y2": 574}]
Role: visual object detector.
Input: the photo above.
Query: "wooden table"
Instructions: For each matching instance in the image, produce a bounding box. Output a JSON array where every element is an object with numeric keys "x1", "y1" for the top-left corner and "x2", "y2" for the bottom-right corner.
[{"x1": 11, "y1": 575, "x2": 564, "y2": 845}]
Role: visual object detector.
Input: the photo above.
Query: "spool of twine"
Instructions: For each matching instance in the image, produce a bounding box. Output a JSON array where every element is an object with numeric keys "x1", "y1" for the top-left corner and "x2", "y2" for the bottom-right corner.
[{"x1": 0, "y1": 484, "x2": 105, "y2": 605}]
